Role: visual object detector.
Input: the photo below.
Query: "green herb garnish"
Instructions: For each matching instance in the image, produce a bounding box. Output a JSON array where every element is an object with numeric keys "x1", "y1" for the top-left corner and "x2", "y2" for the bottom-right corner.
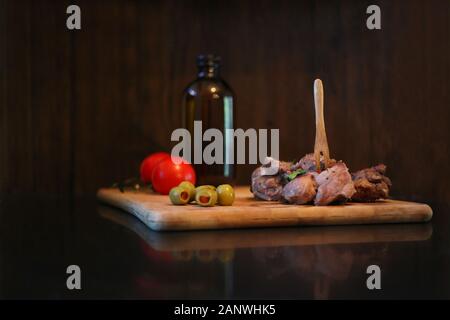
[
  {"x1": 286, "y1": 169, "x2": 307, "y2": 181},
  {"x1": 112, "y1": 177, "x2": 151, "y2": 193}
]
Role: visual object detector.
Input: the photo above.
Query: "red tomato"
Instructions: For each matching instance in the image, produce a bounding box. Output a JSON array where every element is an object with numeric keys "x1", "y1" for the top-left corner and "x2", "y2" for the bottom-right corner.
[
  {"x1": 152, "y1": 157, "x2": 196, "y2": 195},
  {"x1": 140, "y1": 152, "x2": 171, "y2": 183}
]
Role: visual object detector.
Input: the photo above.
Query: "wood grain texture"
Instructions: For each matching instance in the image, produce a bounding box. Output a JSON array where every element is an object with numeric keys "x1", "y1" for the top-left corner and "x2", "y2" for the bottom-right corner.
[
  {"x1": 1, "y1": 0, "x2": 72, "y2": 194},
  {"x1": 97, "y1": 186, "x2": 432, "y2": 231},
  {"x1": 0, "y1": 0, "x2": 5, "y2": 189},
  {"x1": 1, "y1": 0, "x2": 449, "y2": 205}
]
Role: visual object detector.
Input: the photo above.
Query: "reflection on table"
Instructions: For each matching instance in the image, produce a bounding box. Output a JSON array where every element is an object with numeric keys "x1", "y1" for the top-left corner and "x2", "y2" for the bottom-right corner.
[{"x1": 98, "y1": 204, "x2": 433, "y2": 299}]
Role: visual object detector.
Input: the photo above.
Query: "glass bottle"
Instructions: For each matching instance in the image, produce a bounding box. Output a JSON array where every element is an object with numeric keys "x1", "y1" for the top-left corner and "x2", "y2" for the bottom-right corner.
[{"x1": 182, "y1": 54, "x2": 235, "y2": 186}]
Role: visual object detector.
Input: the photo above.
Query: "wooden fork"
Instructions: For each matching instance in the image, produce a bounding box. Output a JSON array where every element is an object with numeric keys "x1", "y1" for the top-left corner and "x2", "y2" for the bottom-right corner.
[{"x1": 314, "y1": 79, "x2": 331, "y2": 172}]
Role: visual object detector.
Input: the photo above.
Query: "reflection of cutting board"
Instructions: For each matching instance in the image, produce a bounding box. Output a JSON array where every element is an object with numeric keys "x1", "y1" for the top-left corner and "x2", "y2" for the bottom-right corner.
[
  {"x1": 97, "y1": 186, "x2": 432, "y2": 231},
  {"x1": 98, "y1": 206, "x2": 433, "y2": 251}
]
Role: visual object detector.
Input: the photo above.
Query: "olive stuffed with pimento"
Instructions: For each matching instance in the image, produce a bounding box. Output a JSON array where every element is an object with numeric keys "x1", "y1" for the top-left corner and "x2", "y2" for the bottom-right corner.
[{"x1": 169, "y1": 181, "x2": 235, "y2": 207}]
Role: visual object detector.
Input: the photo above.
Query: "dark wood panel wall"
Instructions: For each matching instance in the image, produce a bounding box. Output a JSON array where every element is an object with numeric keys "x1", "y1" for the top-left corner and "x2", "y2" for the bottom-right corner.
[{"x1": 1, "y1": 0, "x2": 449, "y2": 204}]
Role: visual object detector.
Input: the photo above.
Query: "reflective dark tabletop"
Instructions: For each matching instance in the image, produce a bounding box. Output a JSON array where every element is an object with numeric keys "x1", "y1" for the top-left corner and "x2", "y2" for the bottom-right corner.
[{"x1": 0, "y1": 194, "x2": 449, "y2": 299}]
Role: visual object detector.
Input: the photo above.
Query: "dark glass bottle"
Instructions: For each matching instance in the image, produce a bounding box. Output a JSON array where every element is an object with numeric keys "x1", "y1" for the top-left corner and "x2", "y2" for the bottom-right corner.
[{"x1": 182, "y1": 54, "x2": 235, "y2": 186}]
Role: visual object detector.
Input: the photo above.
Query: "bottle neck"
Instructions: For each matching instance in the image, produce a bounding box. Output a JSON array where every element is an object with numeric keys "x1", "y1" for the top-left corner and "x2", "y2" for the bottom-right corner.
[{"x1": 197, "y1": 66, "x2": 220, "y2": 79}]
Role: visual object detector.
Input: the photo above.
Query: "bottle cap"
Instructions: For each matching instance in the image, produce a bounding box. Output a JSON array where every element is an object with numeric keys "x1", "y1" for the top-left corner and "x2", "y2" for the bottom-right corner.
[{"x1": 197, "y1": 54, "x2": 221, "y2": 67}]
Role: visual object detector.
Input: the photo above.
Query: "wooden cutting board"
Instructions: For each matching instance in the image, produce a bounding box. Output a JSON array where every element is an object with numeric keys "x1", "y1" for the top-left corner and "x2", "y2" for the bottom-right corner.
[{"x1": 96, "y1": 186, "x2": 432, "y2": 231}]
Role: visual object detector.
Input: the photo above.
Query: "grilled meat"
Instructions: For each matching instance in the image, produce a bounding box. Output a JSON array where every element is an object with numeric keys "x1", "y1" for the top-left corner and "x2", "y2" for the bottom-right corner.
[
  {"x1": 314, "y1": 162, "x2": 356, "y2": 206},
  {"x1": 250, "y1": 155, "x2": 391, "y2": 206},
  {"x1": 281, "y1": 173, "x2": 317, "y2": 204},
  {"x1": 351, "y1": 164, "x2": 392, "y2": 202},
  {"x1": 250, "y1": 167, "x2": 284, "y2": 201},
  {"x1": 250, "y1": 157, "x2": 293, "y2": 201},
  {"x1": 291, "y1": 153, "x2": 337, "y2": 172}
]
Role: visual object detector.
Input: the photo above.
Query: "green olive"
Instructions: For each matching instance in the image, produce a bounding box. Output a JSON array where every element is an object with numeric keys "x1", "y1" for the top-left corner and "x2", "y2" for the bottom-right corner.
[
  {"x1": 169, "y1": 186, "x2": 190, "y2": 205},
  {"x1": 195, "y1": 185, "x2": 216, "y2": 193},
  {"x1": 195, "y1": 188, "x2": 218, "y2": 207},
  {"x1": 194, "y1": 185, "x2": 216, "y2": 202},
  {"x1": 216, "y1": 184, "x2": 235, "y2": 206},
  {"x1": 178, "y1": 181, "x2": 196, "y2": 202}
]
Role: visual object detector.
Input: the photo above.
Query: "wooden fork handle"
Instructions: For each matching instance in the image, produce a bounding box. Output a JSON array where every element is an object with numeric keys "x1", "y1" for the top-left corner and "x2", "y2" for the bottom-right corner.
[{"x1": 314, "y1": 79, "x2": 330, "y2": 171}]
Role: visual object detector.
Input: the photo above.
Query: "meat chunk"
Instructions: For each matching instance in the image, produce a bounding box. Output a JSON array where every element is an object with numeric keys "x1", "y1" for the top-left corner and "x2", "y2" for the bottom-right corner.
[
  {"x1": 314, "y1": 162, "x2": 356, "y2": 206},
  {"x1": 250, "y1": 157, "x2": 292, "y2": 201},
  {"x1": 291, "y1": 153, "x2": 337, "y2": 172},
  {"x1": 351, "y1": 164, "x2": 392, "y2": 202},
  {"x1": 281, "y1": 173, "x2": 317, "y2": 204},
  {"x1": 250, "y1": 167, "x2": 283, "y2": 201}
]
